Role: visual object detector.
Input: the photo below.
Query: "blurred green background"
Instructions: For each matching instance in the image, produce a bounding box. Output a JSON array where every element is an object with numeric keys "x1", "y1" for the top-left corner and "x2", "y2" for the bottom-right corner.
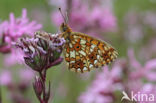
[{"x1": 0, "y1": 0, "x2": 156, "y2": 103}]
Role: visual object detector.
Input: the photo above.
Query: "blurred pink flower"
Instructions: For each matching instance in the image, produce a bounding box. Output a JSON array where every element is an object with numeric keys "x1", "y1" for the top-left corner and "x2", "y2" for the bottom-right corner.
[
  {"x1": 123, "y1": 48, "x2": 156, "y2": 97},
  {"x1": 0, "y1": 8, "x2": 42, "y2": 53},
  {"x1": 51, "y1": 0, "x2": 117, "y2": 35},
  {"x1": 143, "y1": 59, "x2": 156, "y2": 82},
  {"x1": 79, "y1": 48, "x2": 156, "y2": 103},
  {"x1": 57, "y1": 82, "x2": 68, "y2": 98},
  {"x1": 19, "y1": 68, "x2": 35, "y2": 82},
  {"x1": 0, "y1": 68, "x2": 34, "y2": 86},
  {"x1": 124, "y1": 10, "x2": 156, "y2": 44},
  {"x1": 124, "y1": 11, "x2": 144, "y2": 43},
  {"x1": 0, "y1": 70, "x2": 12, "y2": 86},
  {"x1": 139, "y1": 37, "x2": 156, "y2": 60},
  {"x1": 138, "y1": 83, "x2": 156, "y2": 103},
  {"x1": 4, "y1": 49, "x2": 25, "y2": 66},
  {"x1": 0, "y1": 69, "x2": 34, "y2": 103},
  {"x1": 128, "y1": 48, "x2": 142, "y2": 72},
  {"x1": 78, "y1": 62, "x2": 123, "y2": 103},
  {"x1": 90, "y1": 7, "x2": 117, "y2": 32},
  {"x1": 143, "y1": 11, "x2": 156, "y2": 31},
  {"x1": 69, "y1": 6, "x2": 89, "y2": 32},
  {"x1": 128, "y1": 48, "x2": 156, "y2": 82}
]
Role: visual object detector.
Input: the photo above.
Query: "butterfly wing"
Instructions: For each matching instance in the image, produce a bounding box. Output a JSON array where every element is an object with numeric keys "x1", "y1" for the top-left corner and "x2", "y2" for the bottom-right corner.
[{"x1": 63, "y1": 32, "x2": 118, "y2": 73}]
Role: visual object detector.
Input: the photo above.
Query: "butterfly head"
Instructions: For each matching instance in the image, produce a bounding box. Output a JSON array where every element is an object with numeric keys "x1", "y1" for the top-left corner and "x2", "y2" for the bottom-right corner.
[{"x1": 60, "y1": 23, "x2": 72, "y2": 33}]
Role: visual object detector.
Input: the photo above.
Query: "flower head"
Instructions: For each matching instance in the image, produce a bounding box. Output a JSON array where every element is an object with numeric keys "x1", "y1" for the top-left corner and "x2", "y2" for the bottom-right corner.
[
  {"x1": 15, "y1": 31, "x2": 65, "y2": 72},
  {"x1": 0, "y1": 8, "x2": 42, "y2": 53}
]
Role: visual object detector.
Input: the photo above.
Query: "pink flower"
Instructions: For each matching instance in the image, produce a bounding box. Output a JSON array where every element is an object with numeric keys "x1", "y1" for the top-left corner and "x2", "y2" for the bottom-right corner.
[
  {"x1": 0, "y1": 70, "x2": 12, "y2": 86},
  {"x1": 139, "y1": 38, "x2": 156, "y2": 60},
  {"x1": 69, "y1": 6, "x2": 89, "y2": 32},
  {"x1": 4, "y1": 49, "x2": 25, "y2": 66},
  {"x1": 143, "y1": 59, "x2": 156, "y2": 82},
  {"x1": 0, "y1": 8, "x2": 42, "y2": 53},
  {"x1": 128, "y1": 48, "x2": 142, "y2": 72},
  {"x1": 90, "y1": 7, "x2": 117, "y2": 32},
  {"x1": 139, "y1": 84, "x2": 156, "y2": 103},
  {"x1": 19, "y1": 68, "x2": 35, "y2": 82},
  {"x1": 78, "y1": 62, "x2": 123, "y2": 103},
  {"x1": 79, "y1": 48, "x2": 156, "y2": 103},
  {"x1": 15, "y1": 31, "x2": 65, "y2": 71},
  {"x1": 125, "y1": 48, "x2": 156, "y2": 96},
  {"x1": 143, "y1": 11, "x2": 156, "y2": 31},
  {"x1": 0, "y1": 68, "x2": 34, "y2": 86},
  {"x1": 51, "y1": 0, "x2": 117, "y2": 35},
  {"x1": 124, "y1": 11, "x2": 144, "y2": 43},
  {"x1": 128, "y1": 48, "x2": 156, "y2": 82}
]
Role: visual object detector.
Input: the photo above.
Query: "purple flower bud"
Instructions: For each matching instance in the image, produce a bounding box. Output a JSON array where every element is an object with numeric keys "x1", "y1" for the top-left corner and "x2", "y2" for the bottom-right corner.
[
  {"x1": 15, "y1": 31, "x2": 65, "y2": 71},
  {"x1": 33, "y1": 76, "x2": 43, "y2": 97}
]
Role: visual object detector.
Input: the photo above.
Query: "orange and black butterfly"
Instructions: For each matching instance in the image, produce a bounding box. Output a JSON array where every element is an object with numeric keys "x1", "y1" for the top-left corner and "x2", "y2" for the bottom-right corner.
[{"x1": 59, "y1": 8, "x2": 118, "y2": 73}]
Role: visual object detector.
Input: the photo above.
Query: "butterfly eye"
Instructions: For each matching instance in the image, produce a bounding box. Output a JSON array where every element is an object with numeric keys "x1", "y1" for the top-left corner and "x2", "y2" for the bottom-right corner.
[
  {"x1": 62, "y1": 23, "x2": 68, "y2": 31},
  {"x1": 63, "y1": 26, "x2": 67, "y2": 32},
  {"x1": 60, "y1": 23, "x2": 68, "y2": 32}
]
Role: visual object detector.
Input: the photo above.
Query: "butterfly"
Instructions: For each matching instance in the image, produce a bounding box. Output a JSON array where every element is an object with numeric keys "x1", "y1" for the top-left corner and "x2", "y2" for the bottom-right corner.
[{"x1": 59, "y1": 8, "x2": 118, "y2": 73}]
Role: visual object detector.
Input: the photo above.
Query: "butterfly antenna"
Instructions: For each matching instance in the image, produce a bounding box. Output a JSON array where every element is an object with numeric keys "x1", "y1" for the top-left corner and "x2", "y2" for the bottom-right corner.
[
  {"x1": 59, "y1": 8, "x2": 68, "y2": 24},
  {"x1": 65, "y1": 11, "x2": 69, "y2": 23}
]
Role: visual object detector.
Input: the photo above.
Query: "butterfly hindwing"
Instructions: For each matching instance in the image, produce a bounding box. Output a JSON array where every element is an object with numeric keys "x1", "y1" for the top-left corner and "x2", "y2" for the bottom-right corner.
[{"x1": 63, "y1": 32, "x2": 118, "y2": 73}]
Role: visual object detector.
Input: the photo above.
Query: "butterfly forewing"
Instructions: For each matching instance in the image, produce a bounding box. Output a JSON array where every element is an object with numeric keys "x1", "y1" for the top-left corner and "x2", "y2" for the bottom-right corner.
[{"x1": 63, "y1": 32, "x2": 118, "y2": 73}]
